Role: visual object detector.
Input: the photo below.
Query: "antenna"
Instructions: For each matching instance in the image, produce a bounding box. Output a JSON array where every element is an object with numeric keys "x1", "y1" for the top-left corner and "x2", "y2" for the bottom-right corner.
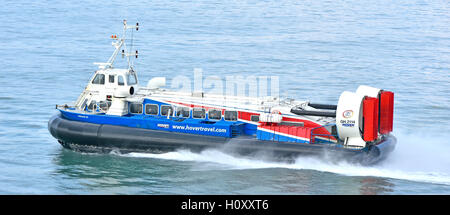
[{"x1": 94, "y1": 20, "x2": 139, "y2": 71}]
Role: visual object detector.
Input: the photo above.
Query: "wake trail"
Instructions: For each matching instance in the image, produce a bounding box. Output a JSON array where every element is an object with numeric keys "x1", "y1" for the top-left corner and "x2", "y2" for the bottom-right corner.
[{"x1": 122, "y1": 129, "x2": 450, "y2": 185}]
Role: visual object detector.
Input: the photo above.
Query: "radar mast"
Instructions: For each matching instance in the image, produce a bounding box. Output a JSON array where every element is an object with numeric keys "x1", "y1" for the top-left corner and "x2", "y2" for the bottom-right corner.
[{"x1": 94, "y1": 19, "x2": 139, "y2": 71}]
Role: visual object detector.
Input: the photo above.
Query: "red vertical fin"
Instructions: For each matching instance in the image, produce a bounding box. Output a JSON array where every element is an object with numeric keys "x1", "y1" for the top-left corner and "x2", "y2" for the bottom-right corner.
[
  {"x1": 379, "y1": 91, "x2": 394, "y2": 134},
  {"x1": 363, "y1": 97, "x2": 379, "y2": 141}
]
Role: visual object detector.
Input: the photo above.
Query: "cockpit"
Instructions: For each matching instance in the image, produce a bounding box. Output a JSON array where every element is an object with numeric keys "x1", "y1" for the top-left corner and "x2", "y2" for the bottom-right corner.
[{"x1": 90, "y1": 70, "x2": 138, "y2": 86}]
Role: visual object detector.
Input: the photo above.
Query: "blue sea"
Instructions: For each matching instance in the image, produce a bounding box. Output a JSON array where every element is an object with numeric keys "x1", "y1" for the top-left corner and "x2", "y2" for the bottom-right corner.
[{"x1": 1, "y1": 0, "x2": 450, "y2": 194}]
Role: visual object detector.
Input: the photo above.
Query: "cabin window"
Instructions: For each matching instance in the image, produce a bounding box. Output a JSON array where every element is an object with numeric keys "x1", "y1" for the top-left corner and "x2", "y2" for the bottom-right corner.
[
  {"x1": 109, "y1": 75, "x2": 115, "y2": 83},
  {"x1": 161, "y1": 105, "x2": 174, "y2": 116},
  {"x1": 129, "y1": 103, "x2": 143, "y2": 114},
  {"x1": 118, "y1": 75, "x2": 125, "y2": 86},
  {"x1": 145, "y1": 104, "x2": 158, "y2": 115},
  {"x1": 98, "y1": 101, "x2": 110, "y2": 111},
  {"x1": 250, "y1": 115, "x2": 260, "y2": 122},
  {"x1": 208, "y1": 109, "x2": 222, "y2": 120},
  {"x1": 92, "y1": 74, "x2": 105, "y2": 85},
  {"x1": 176, "y1": 107, "x2": 190, "y2": 118},
  {"x1": 193, "y1": 108, "x2": 206, "y2": 119},
  {"x1": 88, "y1": 100, "x2": 97, "y2": 110},
  {"x1": 127, "y1": 73, "x2": 137, "y2": 85},
  {"x1": 224, "y1": 110, "x2": 238, "y2": 121}
]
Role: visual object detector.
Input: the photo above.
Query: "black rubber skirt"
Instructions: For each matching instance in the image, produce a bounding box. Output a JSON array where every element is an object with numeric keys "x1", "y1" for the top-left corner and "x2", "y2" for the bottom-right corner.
[{"x1": 48, "y1": 114, "x2": 396, "y2": 165}]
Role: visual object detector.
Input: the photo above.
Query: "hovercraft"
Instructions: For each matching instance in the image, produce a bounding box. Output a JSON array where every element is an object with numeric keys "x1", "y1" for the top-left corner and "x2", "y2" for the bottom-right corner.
[{"x1": 48, "y1": 21, "x2": 396, "y2": 165}]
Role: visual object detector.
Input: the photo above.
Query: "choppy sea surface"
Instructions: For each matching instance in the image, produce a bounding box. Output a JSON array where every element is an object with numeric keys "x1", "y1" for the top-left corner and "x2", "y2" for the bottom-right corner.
[{"x1": 1, "y1": 0, "x2": 450, "y2": 194}]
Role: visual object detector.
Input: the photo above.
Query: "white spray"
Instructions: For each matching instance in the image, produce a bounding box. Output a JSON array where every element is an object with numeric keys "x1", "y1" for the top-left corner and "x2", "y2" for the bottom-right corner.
[{"x1": 123, "y1": 129, "x2": 450, "y2": 185}]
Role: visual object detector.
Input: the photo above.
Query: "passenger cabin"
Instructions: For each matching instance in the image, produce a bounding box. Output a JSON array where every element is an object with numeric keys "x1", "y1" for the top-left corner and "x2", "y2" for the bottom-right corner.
[{"x1": 121, "y1": 99, "x2": 245, "y2": 137}]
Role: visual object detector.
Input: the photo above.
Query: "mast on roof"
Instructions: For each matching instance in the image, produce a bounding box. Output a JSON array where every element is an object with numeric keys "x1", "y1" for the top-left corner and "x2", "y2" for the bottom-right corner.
[{"x1": 94, "y1": 19, "x2": 139, "y2": 71}]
